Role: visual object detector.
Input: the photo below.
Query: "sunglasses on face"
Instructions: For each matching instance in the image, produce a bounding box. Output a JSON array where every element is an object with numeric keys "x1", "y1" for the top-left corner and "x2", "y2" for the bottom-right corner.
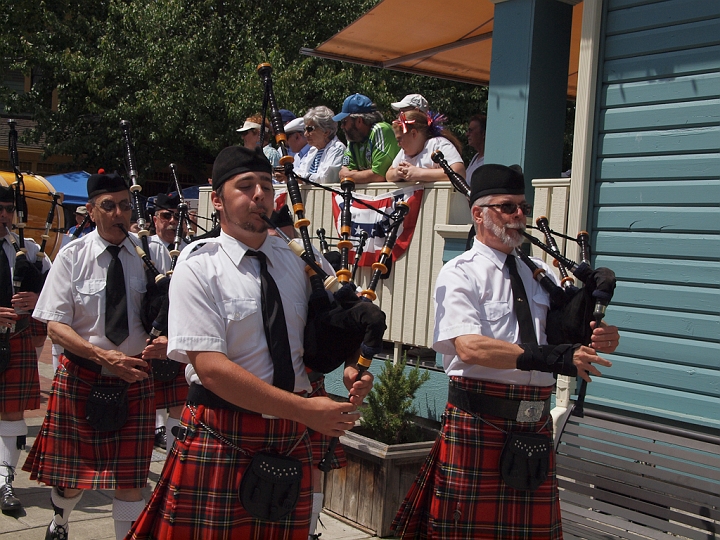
[
  {"x1": 97, "y1": 199, "x2": 133, "y2": 213},
  {"x1": 478, "y1": 202, "x2": 533, "y2": 216},
  {"x1": 0, "y1": 204, "x2": 16, "y2": 214},
  {"x1": 304, "y1": 125, "x2": 316, "y2": 133},
  {"x1": 158, "y1": 210, "x2": 179, "y2": 221}
]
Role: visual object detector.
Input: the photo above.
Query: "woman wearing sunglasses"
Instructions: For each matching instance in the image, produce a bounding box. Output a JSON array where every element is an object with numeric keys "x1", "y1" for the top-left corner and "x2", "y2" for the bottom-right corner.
[
  {"x1": 387, "y1": 110, "x2": 466, "y2": 183},
  {"x1": 295, "y1": 106, "x2": 346, "y2": 184}
]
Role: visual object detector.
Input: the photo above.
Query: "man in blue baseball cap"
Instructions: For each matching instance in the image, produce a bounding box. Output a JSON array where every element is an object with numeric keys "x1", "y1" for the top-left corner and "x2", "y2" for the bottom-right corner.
[{"x1": 335, "y1": 93, "x2": 399, "y2": 184}]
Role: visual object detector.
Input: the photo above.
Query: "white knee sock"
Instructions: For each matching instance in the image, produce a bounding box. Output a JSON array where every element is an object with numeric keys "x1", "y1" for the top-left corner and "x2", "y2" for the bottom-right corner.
[
  {"x1": 51, "y1": 487, "x2": 83, "y2": 527},
  {"x1": 0, "y1": 420, "x2": 27, "y2": 479},
  {"x1": 165, "y1": 417, "x2": 181, "y2": 453},
  {"x1": 155, "y1": 409, "x2": 168, "y2": 430},
  {"x1": 112, "y1": 498, "x2": 146, "y2": 540},
  {"x1": 308, "y1": 492, "x2": 324, "y2": 538}
]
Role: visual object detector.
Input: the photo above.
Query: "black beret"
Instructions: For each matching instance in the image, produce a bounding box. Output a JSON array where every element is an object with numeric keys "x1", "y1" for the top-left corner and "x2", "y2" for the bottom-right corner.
[
  {"x1": 0, "y1": 185, "x2": 14, "y2": 203},
  {"x1": 469, "y1": 164, "x2": 525, "y2": 204},
  {"x1": 212, "y1": 146, "x2": 273, "y2": 190},
  {"x1": 87, "y1": 171, "x2": 128, "y2": 199},
  {"x1": 269, "y1": 204, "x2": 294, "y2": 229},
  {"x1": 155, "y1": 193, "x2": 181, "y2": 209}
]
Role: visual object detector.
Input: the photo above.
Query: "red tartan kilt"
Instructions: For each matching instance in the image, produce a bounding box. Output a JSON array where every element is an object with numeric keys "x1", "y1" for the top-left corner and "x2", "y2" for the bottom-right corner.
[
  {"x1": 128, "y1": 402, "x2": 314, "y2": 540},
  {"x1": 393, "y1": 377, "x2": 562, "y2": 540},
  {"x1": 0, "y1": 324, "x2": 40, "y2": 412},
  {"x1": 22, "y1": 354, "x2": 155, "y2": 490},
  {"x1": 153, "y1": 363, "x2": 189, "y2": 409},
  {"x1": 308, "y1": 375, "x2": 347, "y2": 469}
]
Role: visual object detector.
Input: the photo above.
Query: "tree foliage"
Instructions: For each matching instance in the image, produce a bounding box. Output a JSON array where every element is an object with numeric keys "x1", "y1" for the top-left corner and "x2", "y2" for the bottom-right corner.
[
  {"x1": 1, "y1": 0, "x2": 488, "y2": 182},
  {"x1": 360, "y1": 358, "x2": 431, "y2": 445}
]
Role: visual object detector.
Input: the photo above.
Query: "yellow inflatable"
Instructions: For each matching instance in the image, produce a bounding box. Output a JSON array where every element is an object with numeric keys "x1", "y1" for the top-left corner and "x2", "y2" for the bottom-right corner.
[{"x1": 0, "y1": 171, "x2": 66, "y2": 260}]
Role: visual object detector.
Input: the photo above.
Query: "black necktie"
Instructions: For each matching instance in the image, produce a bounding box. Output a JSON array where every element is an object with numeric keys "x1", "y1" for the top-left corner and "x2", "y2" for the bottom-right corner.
[
  {"x1": 0, "y1": 240, "x2": 11, "y2": 308},
  {"x1": 506, "y1": 254, "x2": 538, "y2": 345},
  {"x1": 246, "y1": 250, "x2": 294, "y2": 391},
  {"x1": 105, "y1": 245, "x2": 129, "y2": 346}
]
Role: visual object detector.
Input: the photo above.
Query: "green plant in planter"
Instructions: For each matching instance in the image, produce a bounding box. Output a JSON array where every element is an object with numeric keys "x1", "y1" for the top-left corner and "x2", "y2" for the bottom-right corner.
[{"x1": 359, "y1": 358, "x2": 431, "y2": 445}]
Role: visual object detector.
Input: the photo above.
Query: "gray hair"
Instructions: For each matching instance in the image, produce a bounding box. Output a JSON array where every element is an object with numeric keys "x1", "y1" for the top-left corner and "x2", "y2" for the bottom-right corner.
[
  {"x1": 304, "y1": 106, "x2": 337, "y2": 136},
  {"x1": 471, "y1": 194, "x2": 495, "y2": 210}
]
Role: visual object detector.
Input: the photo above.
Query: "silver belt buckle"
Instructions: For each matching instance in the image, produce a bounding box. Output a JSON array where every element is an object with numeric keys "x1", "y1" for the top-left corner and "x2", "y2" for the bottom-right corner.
[{"x1": 516, "y1": 400, "x2": 544, "y2": 423}]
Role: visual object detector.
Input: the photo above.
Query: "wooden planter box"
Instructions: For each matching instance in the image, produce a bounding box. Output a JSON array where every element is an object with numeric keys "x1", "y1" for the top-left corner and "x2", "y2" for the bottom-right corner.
[{"x1": 322, "y1": 429, "x2": 436, "y2": 537}]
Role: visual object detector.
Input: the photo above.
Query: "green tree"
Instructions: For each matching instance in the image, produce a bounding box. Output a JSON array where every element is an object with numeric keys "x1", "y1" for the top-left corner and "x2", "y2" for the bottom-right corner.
[
  {"x1": 360, "y1": 358, "x2": 431, "y2": 445},
  {"x1": 1, "y1": 0, "x2": 487, "y2": 182}
]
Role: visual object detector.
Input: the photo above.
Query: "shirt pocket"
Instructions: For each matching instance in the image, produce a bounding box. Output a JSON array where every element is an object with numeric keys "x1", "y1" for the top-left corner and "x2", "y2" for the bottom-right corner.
[
  {"x1": 476, "y1": 300, "x2": 512, "y2": 337},
  {"x1": 75, "y1": 278, "x2": 106, "y2": 314},
  {"x1": 218, "y1": 298, "x2": 261, "y2": 355}
]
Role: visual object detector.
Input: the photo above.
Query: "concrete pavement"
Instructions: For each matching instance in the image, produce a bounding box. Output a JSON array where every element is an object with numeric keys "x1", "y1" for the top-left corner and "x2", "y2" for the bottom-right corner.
[{"x1": 0, "y1": 340, "x2": 374, "y2": 539}]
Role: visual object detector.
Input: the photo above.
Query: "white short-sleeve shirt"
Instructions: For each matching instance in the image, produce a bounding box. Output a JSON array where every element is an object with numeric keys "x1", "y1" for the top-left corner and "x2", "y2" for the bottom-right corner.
[
  {"x1": 33, "y1": 229, "x2": 149, "y2": 356},
  {"x1": 433, "y1": 237, "x2": 558, "y2": 387},
  {"x1": 167, "y1": 231, "x2": 335, "y2": 394},
  {"x1": 391, "y1": 136, "x2": 463, "y2": 170}
]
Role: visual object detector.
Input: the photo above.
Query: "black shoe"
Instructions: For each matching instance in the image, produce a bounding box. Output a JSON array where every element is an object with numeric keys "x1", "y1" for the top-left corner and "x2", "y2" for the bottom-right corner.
[
  {"x1": 0, "y1": 481, "x2": 22, "y2": 512},
  {"x1": 45, "y1": 522, "x2": 69, "y2": 540},
  {"x1": 154, "y1": 426, "x2": 167, "y2": 449}
]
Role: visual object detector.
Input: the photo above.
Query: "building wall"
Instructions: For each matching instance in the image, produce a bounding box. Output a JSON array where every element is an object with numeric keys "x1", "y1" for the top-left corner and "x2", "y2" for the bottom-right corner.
[{"x1": 586, "y1": 0, "x2": 720, "y2": 429}]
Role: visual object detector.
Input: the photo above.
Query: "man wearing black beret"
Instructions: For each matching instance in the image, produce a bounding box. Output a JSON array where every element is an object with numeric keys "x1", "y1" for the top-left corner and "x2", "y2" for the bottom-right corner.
[
  {"x1": 25, "y1": 171, "x2": 167, "y2": 540},
  {"x1": 147, "y1": 191, "x2": 189, "y2": 454},
  {"x1": 128, "y1": 146, "x2": 374, "y2": 539},
  {"x1": 393, "y1": 164, "x2": 619, "y2": 539},
  {"x1": 0, "y1": 184, "x2": 51, "y2": 514}
]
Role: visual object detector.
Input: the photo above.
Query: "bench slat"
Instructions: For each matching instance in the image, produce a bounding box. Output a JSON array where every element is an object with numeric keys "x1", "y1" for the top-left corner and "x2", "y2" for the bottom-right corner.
[
  {"x1": 558, "y1": 435, "x2": 720, "y2": 493},
  {"x1": 558, "y1": 477, "x2": 720, "y2": 531},
  {"x1": 557, "y1": 465, "x2": 720, "y2": 521},
  {"x1": 560, "y1": 491, "x2": 705, "y2": 539}
]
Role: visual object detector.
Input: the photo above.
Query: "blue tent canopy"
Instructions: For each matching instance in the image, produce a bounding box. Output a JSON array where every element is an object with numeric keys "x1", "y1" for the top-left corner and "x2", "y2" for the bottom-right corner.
[{"x1": 45, "y1": 171, "x2": 90, "y2": 206}]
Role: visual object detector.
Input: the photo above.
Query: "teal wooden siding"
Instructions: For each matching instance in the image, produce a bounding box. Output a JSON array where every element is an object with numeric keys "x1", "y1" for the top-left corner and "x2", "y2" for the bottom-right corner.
[{"x1": 588, "y1": 0, "x2": 720, "y2": 428}]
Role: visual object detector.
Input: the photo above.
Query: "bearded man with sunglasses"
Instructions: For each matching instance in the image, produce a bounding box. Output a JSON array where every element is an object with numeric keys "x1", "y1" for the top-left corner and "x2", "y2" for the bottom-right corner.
[
  {"x1": 393, "y1": 164, "x2": 619, "y2": 539},
  {"x1": 26, "y1": 171, "x2": 167, "y2": 540}
]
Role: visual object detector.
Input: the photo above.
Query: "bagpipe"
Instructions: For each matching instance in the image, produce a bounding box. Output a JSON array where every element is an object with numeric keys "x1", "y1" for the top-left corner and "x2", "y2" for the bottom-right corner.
[{"x1": 5, "y1": 120, "x2": 46, "y2": 305}]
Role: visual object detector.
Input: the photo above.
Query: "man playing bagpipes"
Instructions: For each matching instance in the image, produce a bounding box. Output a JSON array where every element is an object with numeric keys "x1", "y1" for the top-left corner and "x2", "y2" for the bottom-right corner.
[
  {"x1": 25, "y1": 172, "x2": 168, "y2": 540},
  {"x1": 392, "y1": 164, "x2": 620, "y2": 539},
  {"x1": 147, "y1": 192, "x2": 189, "y2": 453},
  {"x1": 127, "y1": 146, "x2": 375, "y2": 540},
  {"x1": 0, "y1": 185, "x2": 51, "y2": 513}
]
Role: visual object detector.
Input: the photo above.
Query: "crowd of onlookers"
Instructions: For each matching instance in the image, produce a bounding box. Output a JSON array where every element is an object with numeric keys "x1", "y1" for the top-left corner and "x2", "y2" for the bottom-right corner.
[{"x1": 236, "y1": 93, "x2": 487, "y2": 187}]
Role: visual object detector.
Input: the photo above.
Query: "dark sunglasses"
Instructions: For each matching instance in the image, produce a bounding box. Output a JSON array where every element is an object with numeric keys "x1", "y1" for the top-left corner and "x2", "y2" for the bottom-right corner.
[
  {"x1": 478, "y1": 202, "x2": 533, "y2": 216},
  {"x1": 304, "y1": 125, "x2": 316, "y2": 133},
  {"x1": 98, "y1": 199, "x2": 133, "y2": 213},
  {"x1": 158, "y1": 210, "x2": 179, "y2": 221},
  {"x1": 0, "y1": 204, "x2": 16, "y2": 214}
]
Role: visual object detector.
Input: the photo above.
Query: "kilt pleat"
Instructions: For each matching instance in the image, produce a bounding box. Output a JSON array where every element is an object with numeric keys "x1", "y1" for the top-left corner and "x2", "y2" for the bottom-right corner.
[
  {"x1": 392, "y1": 377, "x2": 562, "y2": 540},
  {"x1": 153, "y1": 365, "x2": 189, "y2": 409},
  {"x1": 0, "y1": 325, "x2": 40, "y2": 412},
  {"x1": 22, "y1": 354, "x2": 155, "y2": 490},
  {"x1": 308, "y1": 376, "x2": 346, "y2": 470},
  {"x1": 127, "y1": 402, "x2": 314, "y2": 540}
]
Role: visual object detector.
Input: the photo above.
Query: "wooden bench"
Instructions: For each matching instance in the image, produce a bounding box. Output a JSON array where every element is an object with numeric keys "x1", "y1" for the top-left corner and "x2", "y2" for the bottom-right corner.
[{"x1": 556, "y1": 408, "x2": 720, "y2": 539}]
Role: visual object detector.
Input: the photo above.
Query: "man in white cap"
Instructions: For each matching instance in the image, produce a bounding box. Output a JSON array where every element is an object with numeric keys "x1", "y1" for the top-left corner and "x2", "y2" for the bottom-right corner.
[{"x1": 391, "y1": 93, "x2": 430, "y2": 113}]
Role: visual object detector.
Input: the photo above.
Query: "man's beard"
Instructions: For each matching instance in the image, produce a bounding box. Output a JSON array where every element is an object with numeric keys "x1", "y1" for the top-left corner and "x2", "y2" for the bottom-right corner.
[
  {"x1": 344, "y1": 125, "x2": 362, "y2": 143},
  {"x1": 483, "y1": 208, "x2": 525, "y2": 249},
  {"x1": 240, "y1": 220, "x2": 269, "y2": 234}
]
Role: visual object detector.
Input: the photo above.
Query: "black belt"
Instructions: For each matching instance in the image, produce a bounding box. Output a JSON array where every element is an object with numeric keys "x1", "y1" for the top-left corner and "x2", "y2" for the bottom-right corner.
[
  {"x1": 187, "y1": 383, "x2": 257, "y2": 414},
  {"x1": 447, "y1": 383, "x2": 550, "y2": 423},
  {"x1": 64, "y1": 350, "x2": 103, "y2": 374}
]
